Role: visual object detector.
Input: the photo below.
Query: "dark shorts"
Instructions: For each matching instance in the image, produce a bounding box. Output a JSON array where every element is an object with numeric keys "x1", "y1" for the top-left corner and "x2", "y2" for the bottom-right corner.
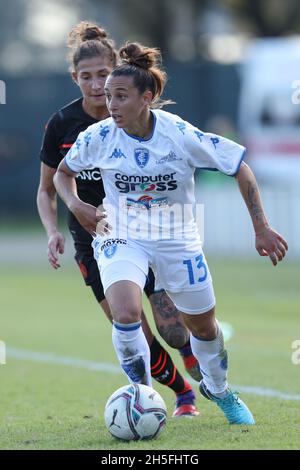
[
  {"x1": 69, "y1": 219, "x2": 155, "y2": 302},
  {"x1": 74, "y1": 248, "x2": 105, "y2": 302}
]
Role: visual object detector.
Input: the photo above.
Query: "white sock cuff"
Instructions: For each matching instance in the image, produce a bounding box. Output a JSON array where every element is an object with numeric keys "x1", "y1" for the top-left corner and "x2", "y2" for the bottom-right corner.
[
  {"x1": 191, "y1": 327, "x2": 224, "y2": 353},
  {"x1": 113, "y1": 320, "x2": 141, "y2": 331}
]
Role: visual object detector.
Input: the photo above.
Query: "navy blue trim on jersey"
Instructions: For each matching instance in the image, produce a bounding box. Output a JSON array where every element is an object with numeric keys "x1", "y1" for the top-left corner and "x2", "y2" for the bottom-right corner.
[
  {"x1": 123, "y1": 111, "x2": 157, "y2": 142},
  {"x1": 198, "y1": 167, "x2": 219, "y2": 171},
  {"x1": 230, "y1": 149, "x2": 246, "y2": 177},
  {"x1": 198, "y1": 149, "x2": 246, "y2": 176}
]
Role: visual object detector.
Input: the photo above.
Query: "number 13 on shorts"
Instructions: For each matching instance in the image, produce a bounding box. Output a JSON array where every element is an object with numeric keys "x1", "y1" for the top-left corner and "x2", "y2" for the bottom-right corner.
[{"x1": 183, "y1": 254, "x2": 208, "y2": 285}]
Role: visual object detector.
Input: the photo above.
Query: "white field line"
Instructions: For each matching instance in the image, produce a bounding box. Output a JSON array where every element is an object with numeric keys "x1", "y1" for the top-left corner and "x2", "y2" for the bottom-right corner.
[
  {"x1": 7, "y1": 347, "x2": 120, "y2": 374},
  {"x1": 6, "y1": 347, "x2": 300, "y2": 402}
]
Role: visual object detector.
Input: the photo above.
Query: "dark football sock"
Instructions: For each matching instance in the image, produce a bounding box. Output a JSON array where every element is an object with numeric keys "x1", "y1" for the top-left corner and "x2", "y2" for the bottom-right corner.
[
  {"x1": 150, "y1": 336, "x2": 193, "y2": 396},
  {"x1": 178, "y1": 338, "x2": 193, "y2": 357}
]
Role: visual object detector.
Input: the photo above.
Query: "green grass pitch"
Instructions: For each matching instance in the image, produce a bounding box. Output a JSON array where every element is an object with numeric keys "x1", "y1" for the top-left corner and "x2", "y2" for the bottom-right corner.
[{"x1": 0, "y1": 258, "x2": 299, "y2": 450}]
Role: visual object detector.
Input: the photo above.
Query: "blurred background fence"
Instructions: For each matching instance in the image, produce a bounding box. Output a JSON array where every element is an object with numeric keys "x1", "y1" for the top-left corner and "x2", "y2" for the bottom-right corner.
[{"x1": 1, "y1": 0, "x2": 300, "y2": 259}]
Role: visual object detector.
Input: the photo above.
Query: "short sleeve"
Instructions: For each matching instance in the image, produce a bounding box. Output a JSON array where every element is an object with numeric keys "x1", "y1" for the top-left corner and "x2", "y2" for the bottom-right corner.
[
  {"x1": 64, "y1": 124, "x2": 100, "y2": 173},
  {"x1": 39, "y1": 114, "x2": 61, "y2": 169},
  {"x1": 184, "y1": 124, "x2": 246, "y2": 176}
]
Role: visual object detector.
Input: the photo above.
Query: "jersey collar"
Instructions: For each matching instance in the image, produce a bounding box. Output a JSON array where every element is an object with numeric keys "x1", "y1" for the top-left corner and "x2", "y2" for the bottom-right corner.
[{"x1": 122, "y1": 111, "x2": 156, "y2": 143}]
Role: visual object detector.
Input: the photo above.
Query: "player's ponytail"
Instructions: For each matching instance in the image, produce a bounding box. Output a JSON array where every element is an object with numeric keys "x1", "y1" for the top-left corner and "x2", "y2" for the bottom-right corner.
[
  {"x1": 119, "y1": 43, "x2": 158, "y2": 70},
  {"x1": 112, "y1": 42, "x2": 174, "y2": 109},
  {"x1": 67, "y1": 21, "x2": 117, "y2": 71}
]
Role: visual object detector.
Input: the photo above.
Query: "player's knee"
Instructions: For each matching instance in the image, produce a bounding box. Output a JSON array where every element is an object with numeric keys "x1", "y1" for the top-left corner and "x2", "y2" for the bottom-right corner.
[
  {"x1": 189, "y1": 323, "x2": 217, "y2": 341},
  {"x1": 157, "y1": 324, "x2": 189, "y2": 349},
  {"x1": 111, "y1": 307, "x2": 141, "y2": 325}
]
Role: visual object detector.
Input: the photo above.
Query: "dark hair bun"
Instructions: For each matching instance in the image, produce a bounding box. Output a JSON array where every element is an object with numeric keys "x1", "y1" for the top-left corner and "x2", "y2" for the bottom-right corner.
[
  {"x1": 119, "y1": 42, "x2": 159, "y2": 69},
  {"x1": 68, "y1": 21, "x2": 107, "y2": 49}
]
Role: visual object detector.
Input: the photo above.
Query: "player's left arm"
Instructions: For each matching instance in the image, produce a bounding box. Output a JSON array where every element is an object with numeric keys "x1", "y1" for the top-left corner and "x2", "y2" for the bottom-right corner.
[{"x1": 235, "y1": 161, "x2": 288, "y2": 266}]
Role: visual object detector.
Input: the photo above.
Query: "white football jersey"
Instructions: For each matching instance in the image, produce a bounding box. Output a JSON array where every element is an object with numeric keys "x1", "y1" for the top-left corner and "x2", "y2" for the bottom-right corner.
[{"x1": 65, "y1": 109, "x2": 245, "y2": 241}]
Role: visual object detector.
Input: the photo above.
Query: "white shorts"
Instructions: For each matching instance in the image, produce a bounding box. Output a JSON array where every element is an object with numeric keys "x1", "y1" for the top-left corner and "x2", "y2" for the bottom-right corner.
[
  {"x1": 167, "y1": 284, "x2": 215, "y2": 314},
  {"x1": 92, "y1": 236, "x2": 216, "y2": 314}
]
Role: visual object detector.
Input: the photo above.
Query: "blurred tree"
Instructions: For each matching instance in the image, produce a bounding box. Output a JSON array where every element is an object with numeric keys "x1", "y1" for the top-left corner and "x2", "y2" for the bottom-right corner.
[
  {"x1": 114, "y1": 0, "x2": 172, "y2": 53},
  {"x1": 87, "y1": 0, "x2": 209, "y2": 55},
  {"x1": 2, "y1": 0, "x2": 300, "y2": 75},
  {"x1": 0, "y1": 0, "x2": 25, "y2": 44},
  {"x1": 225, "y1": 0, "x2": 300, "y2": 36}
]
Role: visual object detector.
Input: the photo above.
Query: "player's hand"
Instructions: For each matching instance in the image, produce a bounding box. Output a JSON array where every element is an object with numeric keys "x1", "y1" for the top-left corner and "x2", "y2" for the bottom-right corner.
[
  {"x1": 71, "y1": 200, "x2": 111, "y2": 236},
  {"x1": 47, "y1": 231, "x2": 65, "y2": 269},
  {"x1": 255, "y1": 226, "x2": 288, "y2": 266},
  {"x1": 95, "y1": 207, "x2": 112, "y2": 236}
]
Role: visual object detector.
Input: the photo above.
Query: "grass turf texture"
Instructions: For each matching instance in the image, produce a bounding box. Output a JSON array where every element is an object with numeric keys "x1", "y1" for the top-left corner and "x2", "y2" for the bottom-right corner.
[{"x1": 0, "y1": 259, "x2": 299, "y2": 450}]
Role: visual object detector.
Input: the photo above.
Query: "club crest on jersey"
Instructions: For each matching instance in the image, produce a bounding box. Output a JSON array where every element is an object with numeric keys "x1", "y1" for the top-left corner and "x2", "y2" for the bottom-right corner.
[
  {"x1": 103, "y1": 244, "x2": 117, "y2": 259},
  {"x1": 134, "y1": 148, "x2": 149, "y2": 168}
]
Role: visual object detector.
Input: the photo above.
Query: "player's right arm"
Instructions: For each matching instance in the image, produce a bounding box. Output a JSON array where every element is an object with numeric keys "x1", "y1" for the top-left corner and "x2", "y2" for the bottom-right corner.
[
  {"x1": 37, "y1": 162, "x2": 65, "y2": 269},
  {"x1": 37, "y1": 115, "x2": 67, "y2": 269},
  {"x1": 54, "y1": 128, "x2": 108, "y2": 236},
  {"x1": 54, "y1": 160, "x2": 103, "y2": 236}
]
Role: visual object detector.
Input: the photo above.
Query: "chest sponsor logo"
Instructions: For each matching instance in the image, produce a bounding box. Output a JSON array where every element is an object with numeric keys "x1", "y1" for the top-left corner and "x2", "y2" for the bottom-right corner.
[
  {"x1": 134, "y1": 148, "x2": 149, "y2": 168},
  {"x1": 127, "y1": 195, "x2": 168, "y2": 210},
  {"x1": 114, "y1": 172, "x2": 177, "y2": 193}
]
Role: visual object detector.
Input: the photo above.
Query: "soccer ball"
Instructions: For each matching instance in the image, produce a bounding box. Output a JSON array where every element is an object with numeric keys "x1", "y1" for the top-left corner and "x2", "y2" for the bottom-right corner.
[{"x1": 104, "y1": 383, "x2": 167, "y2": 441}]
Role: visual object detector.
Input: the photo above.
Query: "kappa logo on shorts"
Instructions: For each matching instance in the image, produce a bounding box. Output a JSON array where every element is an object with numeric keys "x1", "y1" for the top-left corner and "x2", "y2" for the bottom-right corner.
[{"x1": 134, "y1": 148, "x2": 149, "y2": 168}]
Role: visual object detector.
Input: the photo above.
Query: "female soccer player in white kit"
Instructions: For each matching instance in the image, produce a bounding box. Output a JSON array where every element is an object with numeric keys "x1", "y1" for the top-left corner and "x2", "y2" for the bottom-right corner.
[{"x1": 54, "y1": 42, "x2": 288, "y2": 425}]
